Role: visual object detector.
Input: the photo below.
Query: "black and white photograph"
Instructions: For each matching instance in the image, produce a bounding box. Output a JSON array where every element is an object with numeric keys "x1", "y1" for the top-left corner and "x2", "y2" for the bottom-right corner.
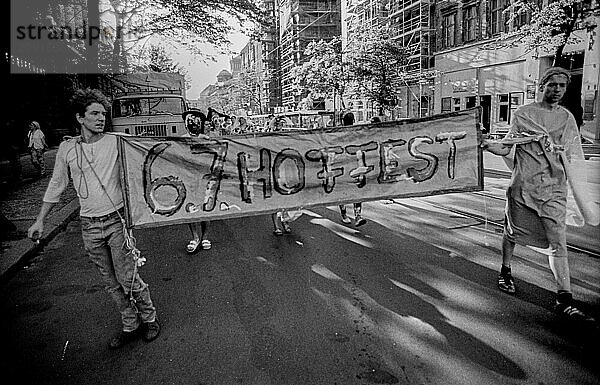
[{"x1": 2, "y1": 0, "x2": 599, "y2": 384}]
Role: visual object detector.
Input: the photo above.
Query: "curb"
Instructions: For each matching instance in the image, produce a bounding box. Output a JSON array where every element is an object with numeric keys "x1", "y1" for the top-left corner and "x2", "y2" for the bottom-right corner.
[{"x1": 0, "y1": 199, "x2": 80, "y2": 283}]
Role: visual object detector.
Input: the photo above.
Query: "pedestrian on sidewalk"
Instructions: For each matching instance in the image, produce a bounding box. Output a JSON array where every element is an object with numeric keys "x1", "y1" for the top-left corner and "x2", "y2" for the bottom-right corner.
[
  {"x1": 27, "y1": 88, "x2": 161, "y2": 348},
  {"x1": 338, "y1": 111, "x2": 366, "y2": 227},
  {"x1": 27, "y1": 121, "x2": 48, "y2": 177},
  {"x1": 481, "y1": 66, "x2": 596, "y2": 323}
]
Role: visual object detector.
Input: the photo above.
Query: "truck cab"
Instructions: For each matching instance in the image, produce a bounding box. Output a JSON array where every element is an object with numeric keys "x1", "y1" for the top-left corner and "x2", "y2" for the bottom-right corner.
[{"x1": 111, "y1": 90, "x2": 188, "y2": 137}]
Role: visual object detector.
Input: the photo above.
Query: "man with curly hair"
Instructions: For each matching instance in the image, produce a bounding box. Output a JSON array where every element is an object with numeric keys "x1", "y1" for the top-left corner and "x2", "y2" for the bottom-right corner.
[{"x1": 28, "y1": 88, "x2": 161, "y2": 348}]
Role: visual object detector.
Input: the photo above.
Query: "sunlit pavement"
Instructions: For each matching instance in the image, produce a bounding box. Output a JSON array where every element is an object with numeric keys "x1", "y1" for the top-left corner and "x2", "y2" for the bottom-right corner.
[{"x1": 1, "y1": 191, "x2": 598, "y2": 384}]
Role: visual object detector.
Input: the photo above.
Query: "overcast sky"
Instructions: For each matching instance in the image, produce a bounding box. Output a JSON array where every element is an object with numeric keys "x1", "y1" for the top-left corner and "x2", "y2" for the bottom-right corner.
[{"x1": 180, "y1": 31, "x2": 249, "y2": 99}]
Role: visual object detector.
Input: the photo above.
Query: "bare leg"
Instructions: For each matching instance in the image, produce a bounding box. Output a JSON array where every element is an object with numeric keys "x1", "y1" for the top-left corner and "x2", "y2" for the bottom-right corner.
[
  {"x1": 501, "y1": 236, "x2": 515, "y2": 268},
  {"x1": 548, "y1": 256, "x2": 571, "y2": 293},
  {"x1": 188, "y1": 223, "x2": 200, "y2": 242},
  {"x1": 186, "y1": 223, "x2": 201, "y2": 253},
  {"x1": 199, "y1": 221, "x2": 211, "y2": 249},
  {"x1": 200, "y1": 222, "x2": 209, "y2": 242}
]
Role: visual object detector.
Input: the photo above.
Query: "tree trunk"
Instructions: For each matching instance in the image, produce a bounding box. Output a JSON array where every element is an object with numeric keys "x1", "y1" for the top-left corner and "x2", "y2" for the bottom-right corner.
[{"x1": 552, "y1": 4, "x2": 579, "y2": 67}]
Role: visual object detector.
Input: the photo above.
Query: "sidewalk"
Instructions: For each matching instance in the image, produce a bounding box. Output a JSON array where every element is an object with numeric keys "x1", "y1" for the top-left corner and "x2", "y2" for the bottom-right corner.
[{"x1": 0, "y1": 148, "x2": 79, "y2": 281}]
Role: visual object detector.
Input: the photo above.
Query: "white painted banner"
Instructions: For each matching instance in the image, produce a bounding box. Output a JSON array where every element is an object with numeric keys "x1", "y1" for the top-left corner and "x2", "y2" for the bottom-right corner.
[{"x1": 119, "y1": 108, "x2": 483, "y2": 228}]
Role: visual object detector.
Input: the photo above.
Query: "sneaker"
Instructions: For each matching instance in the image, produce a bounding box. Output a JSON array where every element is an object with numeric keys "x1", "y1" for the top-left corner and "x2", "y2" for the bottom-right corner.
[
  {"x1": 143, "y1": 320, "x2": 161, "y2": 342},
  {"x1": 354, "y1": 216, "x2": 367, "y2": 227},
  {"x1": 341, "y1": 216, "x2": 352, "y2": 224},
  {"x1": 554, "y1": 302, "x2": 595, "y2": 322},
  {"x1": 497, "y1": 272, "x2": 515, "y2": 294},
  {"x1": 109, "y1": 328, "x2": 142, "y2": 349}
]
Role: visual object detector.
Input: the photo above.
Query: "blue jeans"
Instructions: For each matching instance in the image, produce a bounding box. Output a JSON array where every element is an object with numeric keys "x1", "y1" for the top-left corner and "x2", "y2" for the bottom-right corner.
[{"x1": 81, "y1": 211, "x2": 156, "y2": 332}]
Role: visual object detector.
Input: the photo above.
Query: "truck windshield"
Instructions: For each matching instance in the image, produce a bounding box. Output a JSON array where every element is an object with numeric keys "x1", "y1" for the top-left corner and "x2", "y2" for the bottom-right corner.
[{"x1": 112, "y1": 97, "x2": 185, "y2": 118}]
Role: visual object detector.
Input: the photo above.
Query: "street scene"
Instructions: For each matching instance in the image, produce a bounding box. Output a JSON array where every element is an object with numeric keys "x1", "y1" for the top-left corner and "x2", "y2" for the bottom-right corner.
[
  {"x1": 0, "y1": 149, "x2": 599, "y2": 385},
  {"x1": 4, "y1": 0, "x2": 600, "y2": 385}
]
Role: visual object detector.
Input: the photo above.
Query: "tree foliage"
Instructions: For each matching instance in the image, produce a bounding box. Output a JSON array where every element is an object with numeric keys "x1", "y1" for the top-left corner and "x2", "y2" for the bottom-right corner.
[
  {"x1": 483, "y1": 0, "x2": 599, "y2": 66},
  {"x1": 100, "y1": 0, "x2": 268, "y2": 70},
  {"x1": 146, "y1": 45, "x2": 186, "y2": 73},
  {"x1": 291, "y1": 26, "x2": 417, "y2": 115},
  {"x1": 345, "y1": 26, "x2": 410, "y2": 113},
  {"x1": 234, "y1": 66, "x2": 269, "y2": 114},
  {"x1": 290, "y1": 37, "x2": 349, "y2": 108},
  {"x1": 129, "y1": 44, "x2": 191, "y2": 89}
]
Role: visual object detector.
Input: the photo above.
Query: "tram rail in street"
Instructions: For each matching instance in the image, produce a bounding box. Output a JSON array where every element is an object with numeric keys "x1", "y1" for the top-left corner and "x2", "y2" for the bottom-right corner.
[{"x1": 405, "y1": 195, "x2": 600, "y2": 259}]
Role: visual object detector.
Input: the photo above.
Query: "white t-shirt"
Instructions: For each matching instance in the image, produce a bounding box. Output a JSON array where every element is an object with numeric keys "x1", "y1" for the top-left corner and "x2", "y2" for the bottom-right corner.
[{"x1": 44, "y1": 134, "x2": 124, "y2": 217}]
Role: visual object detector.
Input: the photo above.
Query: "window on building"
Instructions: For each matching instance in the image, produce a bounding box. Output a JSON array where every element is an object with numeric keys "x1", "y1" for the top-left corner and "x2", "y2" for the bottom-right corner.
[
  {"x1": 490, "y1": 0, "x2": 507, "y2": 35},
  {"x1": 462, "y1": 4, "x2": 478, "y2": 42},
  {"x1": 421, "y1": 96, "x2": 431, "y2": 117},
  {"x1": 512, "y1": 9, "x2": 530, "y2": 30},
  {"x1": 441, "y1": 97, "x2": 451, "y2": 112},
  {"x1": 453, "y1": 97, "x2": 461, "y2": 111},
  {"x1": 509, "y1": 92, "x2": 523, "y2": 122},
  {"x1": 498, "y1": 94, "x2": 509, "y2": 122},
  {"x1": 466, "y1": 96, "x2": 476, "y2": 108},
  {"x1": 442, "y1": 12, "x2": 456, "y2": 48}
]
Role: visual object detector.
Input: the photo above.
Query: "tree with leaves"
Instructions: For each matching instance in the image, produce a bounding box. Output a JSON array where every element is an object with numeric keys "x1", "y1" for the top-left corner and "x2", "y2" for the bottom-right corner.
[
  {"x1": 138, "y1": 45, "x2": 191, "y2": 90},
  {"x1": 345, "y1": 26, "x2": 411, "y2": 116},
  {"x1": 233, "y1": 66, "x2": 269, "y2": 115},
  {"x1": 291, "y1": 26, "x2": 436, "y2": 117},
  {"x1": 97, "y1": 0, "x2": 268, "y2": 71},
  {"x1": 484, "y1": 0, "x2": 598, "y2": 127},
  {"x1": 290, "y1": 37, "x2": 350, "y2": 112},
  {"x1": 485, "y1": 0, "x2": 598, "y2": 67}
]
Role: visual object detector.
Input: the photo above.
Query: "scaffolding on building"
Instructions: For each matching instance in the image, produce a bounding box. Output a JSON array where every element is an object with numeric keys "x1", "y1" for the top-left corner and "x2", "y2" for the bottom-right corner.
[
  {"x1": 387, "y1": 0, "x2": 434, "y2": 118},
  {"x1": 278, "y1": 0, "x2": 341, "y2": 110}
]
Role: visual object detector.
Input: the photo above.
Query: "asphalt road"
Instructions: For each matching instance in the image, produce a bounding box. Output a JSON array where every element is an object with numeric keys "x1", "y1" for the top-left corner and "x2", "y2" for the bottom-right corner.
[{"x1": 1, "y1": 198, "x2": 598, "y2": 385}]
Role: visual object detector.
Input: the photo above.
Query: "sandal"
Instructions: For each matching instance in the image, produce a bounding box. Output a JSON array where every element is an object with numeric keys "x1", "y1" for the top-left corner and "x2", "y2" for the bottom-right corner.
[
  {"x1": 186, "y1": 239, "x2": 200, "y2": 253},
  {"x1": 273, "y1": 228, "x2": 284, "y2": 235},
  {"x1": 201, "y1": 239, "x2": 212, "y2": 250}
]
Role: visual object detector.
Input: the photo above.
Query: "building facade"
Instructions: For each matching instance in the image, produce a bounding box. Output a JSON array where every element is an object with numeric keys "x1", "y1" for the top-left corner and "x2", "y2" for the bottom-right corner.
[
  {"x1": 278, "y1": 0, "x2": 342, "y2": 110},
  {"x1": 199, "y1": 0, "x2": 599, "y2": 137},
  {"x1": 431, "y1": 0, "x2": 599, "y2": 138}
]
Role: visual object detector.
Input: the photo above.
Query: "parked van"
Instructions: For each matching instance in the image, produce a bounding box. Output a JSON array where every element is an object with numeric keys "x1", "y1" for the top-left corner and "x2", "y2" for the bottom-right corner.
[{"x1": 111, "y1": 90, "x2": 188, "y2": 137}]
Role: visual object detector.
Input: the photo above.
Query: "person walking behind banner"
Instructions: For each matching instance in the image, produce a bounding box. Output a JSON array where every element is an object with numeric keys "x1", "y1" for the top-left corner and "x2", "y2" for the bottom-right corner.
[
  {"x1": 27, "y1": 121, "x2": 48, "y2": 177},
  {"x1": 27, "y1": 88, "x2": 161, "y2": 348},
  {"x1": 338, "y1": 111, "x2": 367, "y2": 227},
  {"x1": 482, "y1": 67, "x2": 598, "y2": 322},
  {"x1": 182, "y1": 109, "x2": 212, "y2": 253}
]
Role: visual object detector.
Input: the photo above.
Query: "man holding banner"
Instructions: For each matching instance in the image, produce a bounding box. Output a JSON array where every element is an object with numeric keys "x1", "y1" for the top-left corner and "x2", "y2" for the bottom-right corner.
[
  {"x1": 482, "y1": 67, "x2": 597, "y2": 322},
  {"x1": 28, "y1": 88, "x2": 161, "y2": 348}
]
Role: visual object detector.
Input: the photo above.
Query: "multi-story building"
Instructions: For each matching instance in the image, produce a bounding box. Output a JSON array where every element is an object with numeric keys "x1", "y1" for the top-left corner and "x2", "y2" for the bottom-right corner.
[
  {"x1": 342, "y1": 0, "x2": 389, "y2": 122},
  {"x1": 278, "y1": 0, "x2": 342, "y2": 110},
  {"x1": 388, "y1": 0, "x2": 435, "y2": 119},
  {"x1": 341, "y1": 0, "x2": 434, "y2": 122},
  {"x1": 261, "y1": 0, "x2": 283, "y2": 112},
  {"x1": 238, "y1": 40, "x2": 271, "y2": 114},
  {"x1": 431, "y1": 0, "x2": 599, "y2": 138}
]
